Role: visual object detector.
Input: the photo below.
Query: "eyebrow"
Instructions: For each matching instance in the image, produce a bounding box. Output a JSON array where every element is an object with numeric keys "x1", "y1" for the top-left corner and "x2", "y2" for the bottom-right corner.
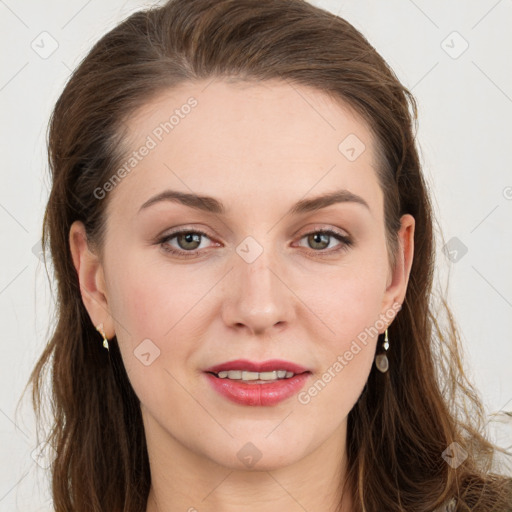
[{"x1": 138, "y1": 188, "x2": 370, "y2": 216}]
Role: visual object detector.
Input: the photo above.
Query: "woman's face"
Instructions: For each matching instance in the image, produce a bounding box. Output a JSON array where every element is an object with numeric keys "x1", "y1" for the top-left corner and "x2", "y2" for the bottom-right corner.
[{"x1": 71, "y1": 79, "x2": 414, "y2": 472}]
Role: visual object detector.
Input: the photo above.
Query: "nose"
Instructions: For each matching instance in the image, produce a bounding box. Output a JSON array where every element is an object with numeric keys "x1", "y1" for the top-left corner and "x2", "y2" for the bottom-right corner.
[{"x1": 221, "y1": 244, "x2": 294, "y2": 336}]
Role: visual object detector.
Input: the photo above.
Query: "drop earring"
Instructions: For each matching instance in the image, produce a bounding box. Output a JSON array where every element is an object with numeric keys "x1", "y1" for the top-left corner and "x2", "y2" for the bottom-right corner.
[
  {"x1": 96, "y1": 325, "x2": 110, "y2": 351},
  {"x1": 375, "y1": 328, "x2": 389, "y2": 373}
]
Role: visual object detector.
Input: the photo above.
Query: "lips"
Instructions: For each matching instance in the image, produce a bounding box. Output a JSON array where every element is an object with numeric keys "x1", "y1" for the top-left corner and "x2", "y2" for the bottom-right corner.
[
  {"x1": 203, "y1": 358, "x2": 310, "y2": 375},
  {"x1": 204, "y1": 369, "x2": 311, "y2": 406}
]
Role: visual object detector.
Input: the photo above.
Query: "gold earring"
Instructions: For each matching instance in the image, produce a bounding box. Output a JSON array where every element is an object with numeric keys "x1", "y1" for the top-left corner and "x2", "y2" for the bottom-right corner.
[
  {"x1": 375, "y1": 328, "x2": 389, "y2": 373},
  {"x1": 96, "y1": 325, "x2": 109, "y2": 351}
]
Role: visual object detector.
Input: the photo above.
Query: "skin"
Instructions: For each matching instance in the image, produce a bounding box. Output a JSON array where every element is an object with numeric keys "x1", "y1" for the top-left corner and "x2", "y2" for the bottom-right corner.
[{"x1": 69, "y1": 79, "x2": 414, "y2": 512}]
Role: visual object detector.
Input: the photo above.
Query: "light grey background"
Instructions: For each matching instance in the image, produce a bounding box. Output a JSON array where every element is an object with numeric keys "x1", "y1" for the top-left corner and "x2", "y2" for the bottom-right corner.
[{"x1": 1, "y1": 0, "x2": 511, "y2": 510}]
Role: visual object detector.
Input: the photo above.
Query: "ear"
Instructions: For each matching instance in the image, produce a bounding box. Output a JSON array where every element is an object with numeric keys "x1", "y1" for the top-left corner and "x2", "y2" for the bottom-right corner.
[
  {"x1": 69, "y1": 220, "x2": 115, "y2": 338},
  {"x1": 379, "y1": 213, "x2": 415, "y2": 331}
]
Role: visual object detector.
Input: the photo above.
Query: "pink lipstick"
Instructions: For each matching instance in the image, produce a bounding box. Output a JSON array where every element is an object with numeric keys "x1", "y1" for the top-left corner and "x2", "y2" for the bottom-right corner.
[{"x1": 203, "y1": 359, "x2": 312, "y2": 406}]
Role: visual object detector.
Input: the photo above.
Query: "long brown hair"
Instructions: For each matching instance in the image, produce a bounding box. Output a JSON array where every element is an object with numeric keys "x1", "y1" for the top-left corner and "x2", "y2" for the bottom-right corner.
[{"x1": 21, "y1": 0, "x2": 512, "y2": 510}]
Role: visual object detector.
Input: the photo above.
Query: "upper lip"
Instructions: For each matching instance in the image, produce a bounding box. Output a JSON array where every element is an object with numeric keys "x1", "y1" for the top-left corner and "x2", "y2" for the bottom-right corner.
[{"x1": 204, "y1": 359, "x2": 310, "y2": 374}]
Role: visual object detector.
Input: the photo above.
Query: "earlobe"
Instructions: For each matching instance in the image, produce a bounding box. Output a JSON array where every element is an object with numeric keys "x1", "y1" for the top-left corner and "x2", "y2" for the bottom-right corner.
[{"x1": 69, "y1": 221, "x2": 115, "y2": 338}]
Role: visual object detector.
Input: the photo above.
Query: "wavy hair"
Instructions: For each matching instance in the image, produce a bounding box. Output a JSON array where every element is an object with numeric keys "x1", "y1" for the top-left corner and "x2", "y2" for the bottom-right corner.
[{"x1": 21, "y1": 0, "x2": 512, "y2": 510}]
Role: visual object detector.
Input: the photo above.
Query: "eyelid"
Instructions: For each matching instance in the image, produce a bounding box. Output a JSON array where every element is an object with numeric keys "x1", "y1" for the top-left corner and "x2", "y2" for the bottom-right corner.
[{"x1": 295, "y1": 223, "x2": 350, "y2": 238}]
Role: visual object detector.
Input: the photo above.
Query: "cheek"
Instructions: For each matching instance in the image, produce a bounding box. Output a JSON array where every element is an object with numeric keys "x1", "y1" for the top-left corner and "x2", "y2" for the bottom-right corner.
[
  {"x1": 106, "y1": 254, "x2": 213, "y2": 393},
  {"x1": 300, "y1": 255, "x2": 388, "y2": 344},
  {"x1": 108, "y1": 268, "x2": 194, "y2": 412},
  {"x1": 296, "y1": 254, "x2": 388, "y2": 393},
  {"x1": 108, "y1": 250, "x2": 208, "y2": 339},
  {"x1": 294, "y1": 274, "x2": 384, "y2": 420}
]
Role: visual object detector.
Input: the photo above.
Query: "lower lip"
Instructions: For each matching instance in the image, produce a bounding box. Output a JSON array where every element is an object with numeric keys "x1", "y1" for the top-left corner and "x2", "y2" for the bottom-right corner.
[{"x1": 204, "y1": 372, "x2": 311, "y2": 406}]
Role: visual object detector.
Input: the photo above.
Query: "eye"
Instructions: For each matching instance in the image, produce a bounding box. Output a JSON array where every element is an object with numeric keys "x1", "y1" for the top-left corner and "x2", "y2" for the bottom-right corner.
[
  {"x1": 157, "y1": 227, "x2": 353, "y2": 258},
  {"x1": 159, "y1": 229, "x2": 215, "y2": 257},
  {"x1": 296, "y1": 229, "x2": 353, "y2": 255}
]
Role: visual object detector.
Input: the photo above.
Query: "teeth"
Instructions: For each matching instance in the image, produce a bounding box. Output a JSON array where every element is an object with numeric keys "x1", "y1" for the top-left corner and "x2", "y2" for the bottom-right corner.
[{"x1": 216, "y1": 370, "x2": 296, "y2": 381}]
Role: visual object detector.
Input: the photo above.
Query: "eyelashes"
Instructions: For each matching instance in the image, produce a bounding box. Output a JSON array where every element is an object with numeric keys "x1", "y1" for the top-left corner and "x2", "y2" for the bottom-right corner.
[{"x1": 157, "y1": 228, "x2": 353, "y2": 259}]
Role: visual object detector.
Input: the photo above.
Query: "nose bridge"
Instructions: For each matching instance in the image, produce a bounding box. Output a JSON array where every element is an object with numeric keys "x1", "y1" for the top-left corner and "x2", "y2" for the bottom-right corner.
[{"x1": 224, "y1": 233, "x2": 292, "y2": 333}]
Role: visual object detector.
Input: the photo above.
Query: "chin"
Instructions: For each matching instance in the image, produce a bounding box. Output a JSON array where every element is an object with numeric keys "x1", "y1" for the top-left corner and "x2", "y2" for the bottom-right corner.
[{"x1": 205, "y1": 438, "x2": 307, "y2": 472}]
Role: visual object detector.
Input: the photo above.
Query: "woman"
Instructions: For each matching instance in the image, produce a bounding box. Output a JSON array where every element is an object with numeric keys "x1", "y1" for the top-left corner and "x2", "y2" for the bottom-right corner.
[{"x1": 25, "y1": 0, "x2": 512, "y2": 510}]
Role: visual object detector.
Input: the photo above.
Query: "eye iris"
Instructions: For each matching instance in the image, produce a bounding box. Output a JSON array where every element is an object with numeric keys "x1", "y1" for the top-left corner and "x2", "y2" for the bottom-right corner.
[
  {"x1": 308, "y1": 232, "x2": 329, "y2": 250},
  {"x1": 178, "y1": 232, "x2": 201, "y2": 250}
]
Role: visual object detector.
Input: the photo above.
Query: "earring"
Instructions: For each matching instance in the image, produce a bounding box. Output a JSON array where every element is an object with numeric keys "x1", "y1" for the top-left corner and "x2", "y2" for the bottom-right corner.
[
  {"x1": 375, "y1": 328, "x2": 389, "y2": 373},
  {"x1": 96, "y1": 325, "x2": 110, "y2": 351}
]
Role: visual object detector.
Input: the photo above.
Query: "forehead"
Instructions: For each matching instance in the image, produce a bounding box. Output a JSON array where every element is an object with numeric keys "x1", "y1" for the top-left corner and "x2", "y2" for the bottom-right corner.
[
  {"x1": 126, "y1": 78, "x2": 375, "y2": 159},
  {"x1": 106, "y1": 78, "x2": 382, "y2": 221}
]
